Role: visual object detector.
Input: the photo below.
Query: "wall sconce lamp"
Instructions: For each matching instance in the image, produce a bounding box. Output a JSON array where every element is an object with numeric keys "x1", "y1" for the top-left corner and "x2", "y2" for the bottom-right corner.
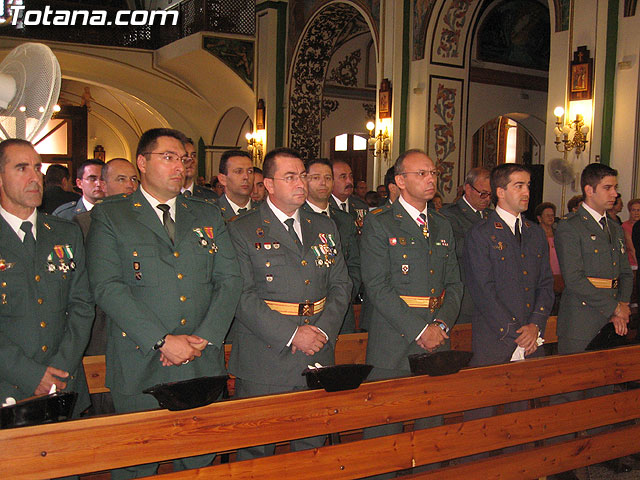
[
  {"x1": 246, "y1": 131, "x2": 264, "y2": 165},
  {"x1": 366, "y1": 121, "x2": 391, "y2": 162},
  {"x1": 553, "y1": 106, "x2": 589, "y2": 156}
]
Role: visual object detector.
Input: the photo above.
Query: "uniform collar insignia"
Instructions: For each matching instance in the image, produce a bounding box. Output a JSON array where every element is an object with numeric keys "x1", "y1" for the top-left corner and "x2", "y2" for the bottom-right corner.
[
  {"x1": 494, "y1": 222, "x2": 503, "y2": 229},
  {"x1": 43, "y1": 222, "x2": 51, "y2": 230},
  {"x1": 134, "y1": 203, "x2": 142, "y2": 207},
  {"x1": 306, "y1": 218, "x2": 311, "y2": 223},
  {"x1": 263, "y1": 219, "x2": 271, "y2": 224},
  {"x1": 395, "y1": 214, "x2": 403, "y2": 218},
  {"x1": 181, "y1": 203, "x2": 188, "y2": 208}
]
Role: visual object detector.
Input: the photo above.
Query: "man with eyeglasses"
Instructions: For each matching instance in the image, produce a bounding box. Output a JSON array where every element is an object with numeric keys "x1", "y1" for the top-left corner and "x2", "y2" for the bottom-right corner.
[
  {"x1": 361, "y1": 149, "x2": 462, "y2": 467},
  {"x1": 302, "y1": 157, "x2": 361, "y2": 333},
  {"x1": 182, "y1": 138, "x2": 217, "y2": 200},
  {"x1": 86, "y1": 128, "x2": 242, "y2": 479},
  {"x1": 52, "y1": 158, "x2": 106, "y2": 220},
  {"x1": 227, "y1": 147, "x2": 351, "y2": 461},
  {"x1": 441, "y1": 167, "x2": 492, "y2": 324},
  {"x1": 215, "y1": 150, "x2": 257, "y2": 220}
]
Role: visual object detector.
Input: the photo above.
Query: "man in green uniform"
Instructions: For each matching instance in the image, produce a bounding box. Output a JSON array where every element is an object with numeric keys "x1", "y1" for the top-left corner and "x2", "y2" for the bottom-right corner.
[
  {"x1": 440, "y1": 167, "x2": 492, "y2": 324},
  {"x1": 553, "y1": 163, "x2": 633, "y2": 479},
  {"x1": 86, "y1": 128, "x2": 242, "y2": 479},
  {"x1": 215, "y1": 150, "x2": 257, "y2": 220},
  {"x1": 181, "y1": 138, "x2": 217, "y2": 200},
  {"x1": 0, "y1": 139, "x2": 93, "y2": 416},
  {"x1": 228, "y1": 147, "x2": 352, "y2": 460},
  {"x1": 302, "y1": 157, "x2": 361, "y2": 333},
  {"x1": 360, "y1": 149, "x2": 462, "y2": 472}
]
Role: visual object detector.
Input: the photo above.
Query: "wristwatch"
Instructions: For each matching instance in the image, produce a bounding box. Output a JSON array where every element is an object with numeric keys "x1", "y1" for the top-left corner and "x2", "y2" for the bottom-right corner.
[
  {"x1": 431, "y1": 319, "x2": 449, "y2": 334},
  {"x1": 153, "y1": 334, "x2": 168, "y2": 351}
]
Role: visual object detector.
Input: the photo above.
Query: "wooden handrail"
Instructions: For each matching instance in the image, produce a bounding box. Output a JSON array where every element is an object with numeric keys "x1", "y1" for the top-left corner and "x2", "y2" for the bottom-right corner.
[{"x1": 3, "y1": 344, "x2": 639, "y2": 479}]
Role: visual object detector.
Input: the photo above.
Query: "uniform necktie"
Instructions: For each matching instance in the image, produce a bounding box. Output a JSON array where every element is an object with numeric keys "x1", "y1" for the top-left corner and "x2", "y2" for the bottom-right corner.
[
  {"x1": 182, "y1": 190, "x2": 192, "y2": 197},
  {"x1": 20, "y1": 221, "x2": 36, "y2": 257},
  {"x1": 237, "y1": 207, "x2": 248, "y2": 214},
  {"x1": 600, "y1": 217, "x2": 612, "y2": 243},
  {"x1": 514, "y1": 218, "x2": 522, "y2": 245},
  {"x1": 417, "y1": 213, "x2": 429, "y2": 238},
  {"x1": 321, "y1": 211, "x2": 328, "y2": 216},
  {"x1": 157, "y1": 204, "x2": 175, "y2": 244},
  {"x1": 284, "y1": 218, "x2": 302, "y2": 249},
  {"x1": 341, "y1": 202, "x2": 347, "y2": 212},
  {"x1": 477, "y1": 210, "x2": 483, "y2": 219}
]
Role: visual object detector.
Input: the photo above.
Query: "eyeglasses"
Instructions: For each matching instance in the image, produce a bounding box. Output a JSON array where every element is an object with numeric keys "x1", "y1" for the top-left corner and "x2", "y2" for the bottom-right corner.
[
  {"x1": 470, "y1": 183, "x2": 491, "y2": 199},
  {"x1": 269, "y1": 173, "x2": 308, "y2": 184},
  {"x1": 142, "y1": 152, "x2": 190, "y2": 164},
  {"x1": 306, "y1": 174, "x2": 333, "y2": 182},
  {"x1": 400, "y1": 170, "x2": 440, "y2": 178}
]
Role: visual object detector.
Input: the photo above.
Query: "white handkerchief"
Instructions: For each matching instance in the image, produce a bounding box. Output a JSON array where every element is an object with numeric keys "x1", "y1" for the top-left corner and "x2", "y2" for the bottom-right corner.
[{"x1": 510, "y1": 332, "x2": 545, "y2": 361}]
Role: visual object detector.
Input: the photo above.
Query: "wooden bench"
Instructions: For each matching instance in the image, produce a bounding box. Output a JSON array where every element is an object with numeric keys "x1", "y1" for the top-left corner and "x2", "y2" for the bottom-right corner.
[{"x1": 2, "y1": 343, "x2": 639, "y2": 479}]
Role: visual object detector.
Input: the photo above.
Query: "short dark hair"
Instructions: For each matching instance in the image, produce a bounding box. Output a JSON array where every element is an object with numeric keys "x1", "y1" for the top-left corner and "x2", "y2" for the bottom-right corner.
[
  {"x1": 580, "y1": 163, "x2": 618, "y2": 196},
  {"x1": 44, "y1": 164, "x2": 70, "y2": 186},
  {"x1": 384, "y1": 166, "x2": 396, "y2": 190},
  {"x1": 102, "y1": 158, "x2": 135, "y2": 181},
  {"x1": 253, "y1": 166, "x2": 263, "y2": 175},
  {"x1": 77, "y1": 159, "x2": 105, "y2": 180},
  {"x1": 490, "y1": 163, "x2": 530, "y2": 205},
  {"x1": 184, "y1": 137, "x2": 194, "y2": 146},
  {"x1": 305, "y1": 157, "x2": 332, "y2": 172},
  {"x1": 535, "y1": 201, "x2": 556, "y2": 218},
  {"x1": 394, "y1": 149, "x2": 426, "y2": 176},
  {"x1": 219, "y1": 150, "x2": 251, "y2": 175},
  {"x1": 628, "y1": 198, "x2": 640, "y2": 211},
  {"x1": 262, "y1": 147, "x2": 301, "y2": 179},
  {"x1": 135, "y1": 128, "x2": 187, "y2": 158},
  {"x1": 464, "y1": 167, "x2": 491, "y2": 186},
  {"x1": 0, "y1": 138, "x2": 34, "y2": 171},
  {"x1": 567, "y1": 194, "x2": 583, "y2": 212}
]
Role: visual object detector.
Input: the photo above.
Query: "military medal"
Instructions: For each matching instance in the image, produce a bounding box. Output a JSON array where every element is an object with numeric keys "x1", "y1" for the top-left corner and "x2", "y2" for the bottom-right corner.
[
  {"x1": 193, "y1": 228, "x2": 209, "y2": 247},
  {"x1": 265, "y1": 274, "x2": 273, "y2": 282},
  {"x1": 399, "y1": 237, "x2": 406, "y2": 246},
  {"x1": 495, "y1": 222, "x2": 503, "y2": 230},
  {"x1": 389, "y1": 237, "x2": 397, "y2": 246},
  {"x1": 1, "y1": 293, "x2": 6, "y2": 305},
  {"x1": 401, "y1": 264, "x2": 409, "y2": 275},
  {"x1": 255, "y1": 243, "x2": 262, "y2": 250},
  {"x1": 590, "y1": 234, "x2": 597, "y2": 241},
  {"x1": 497, "y1": 242, "x2": 505, "y2": 250},
  {"x1": 135, "y1": 271, "x2": 142, "y2": 281},
  {"x1": 273, "y1": 242, "x2": 280, "y2": 249},
  {"x1": 440, "y1": 239, "x2": 449, "y2": 247},
  {"x1": 409, "y1": 238, "x2": 416, "y2": 245},
  {"x1": 264, "y1": 242, "x2": 272, "y2": 250},
  {"x1": 0, "y1": 258, "x2": 14, "y2": 271},
  {"x1": 257, "y1": 227, "x2": 265, "y2": 237},
  {"x1": 133, "y1": 262, "x2": 140, "y2": 270}
]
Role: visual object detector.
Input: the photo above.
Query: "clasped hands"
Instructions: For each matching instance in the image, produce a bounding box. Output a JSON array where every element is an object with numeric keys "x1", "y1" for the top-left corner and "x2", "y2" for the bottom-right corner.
[
  {"x1": 515, "y1": 323, "x2": 540, "y2": 357},
  {"x1": 291, "y1": 325, "x2": 327, "y2": 356},
  {"x1": 417, "y1": 323, "x2": 449, "y2": 352},
  {"x1": 610, "y1": 301, "x2": 631, "y2": 336},
  {"x1": 158, "y1": 334, "x2": 208, "y2": 366}
]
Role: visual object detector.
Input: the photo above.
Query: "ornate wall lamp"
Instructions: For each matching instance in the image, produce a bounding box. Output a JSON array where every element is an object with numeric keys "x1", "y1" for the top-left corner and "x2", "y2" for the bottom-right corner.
[
  {"x1": 553, "y1": 106, "x2": 590, "y2": 157},
  {"x1": 366, "y1": 121, "x2": 391, "y2": 162}
]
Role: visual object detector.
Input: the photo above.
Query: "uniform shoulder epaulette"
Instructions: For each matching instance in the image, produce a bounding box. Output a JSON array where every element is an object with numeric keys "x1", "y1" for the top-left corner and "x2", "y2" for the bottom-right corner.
[
  {"x1": 371, "y1": 205, "x2": 391, "y2": 215},
  {"x1": 99, "y1": 193, "x2": 129, "y2": 204}
]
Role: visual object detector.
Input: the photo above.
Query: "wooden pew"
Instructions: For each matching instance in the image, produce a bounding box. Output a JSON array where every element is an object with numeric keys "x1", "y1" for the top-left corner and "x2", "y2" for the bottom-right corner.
[
  {"x1": 3, "y1": 344, "x2": 639, "y2": 479},
  {"x1": 82, "y1": 317, "x2": 560, "y2": 395}
]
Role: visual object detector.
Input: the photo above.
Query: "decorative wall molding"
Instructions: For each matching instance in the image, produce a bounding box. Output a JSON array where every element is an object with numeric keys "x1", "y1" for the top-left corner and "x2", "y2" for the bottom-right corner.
[
  {"x1": 363, "y1": 103, "x2": 376, "y2": 119},
  {"x1": 329, "y1": 49, "x2": 362, "y2": 87},
  {"x1": 322, "y1": 99, "x2": 340, "y2": 120},
  {"x1": 430, "y1": 0, "x2": 477, "y2": 68},
  {"x1": 203, "y1": 37, "x2": 254, "y2": 89},
  {"x1": 413, "y1": 0, "x2": 438, "y2": 60}
]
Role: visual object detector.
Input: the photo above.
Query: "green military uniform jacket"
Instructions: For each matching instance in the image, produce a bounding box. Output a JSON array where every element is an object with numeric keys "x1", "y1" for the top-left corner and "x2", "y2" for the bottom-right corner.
[
  {"x1": 555, "y1": 205, "x2": 633, "y2": 352},
  {"x1": 86, "y1": 189, "x2": 242, "y2": 396},
  {"x1": 0, "y1": 213, "x2": 93, "y2": 414},
  {"x1": 301, "y1": 202, "x2": 361, "y2": 333},
  {"x1": 227, "y1": 201, "x2": 352, "y2": 387},
  {"x1": 215, "y1": 194, "x2": 257, "y2": 221},
  {"x1": 440, "y1": 197, "x2": 492, "y2": 324},
  {"x1": 360, "y1": 201, "x2": 463, "y2": 376}
]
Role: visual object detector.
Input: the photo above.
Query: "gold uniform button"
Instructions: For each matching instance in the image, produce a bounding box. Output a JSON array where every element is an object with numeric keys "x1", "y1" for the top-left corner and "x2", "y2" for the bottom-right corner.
[
  {"x1": 526, "y1": 303, "x2": 531, "y2": 308},
  {"x1": 613, "y1": 261, "x2": 616, "y2": 266},
  {"x1": 304, "y1": 318, "x2": 310, "y2": 324},
  {"x1": 40, "y1": 321, "x2": 46, "y2": 328},
  {"x1": 522, "y1": 270, "x2": 528, "y2": 275},
  {"x1": 429, "y1": 269, "x2": 434, "y2": 274},
  {"x1": 305, "y1": 279, "x2": 310, "y2": 285},
  {"x1": 122, "y1": 331, "x2": 127, "y2": 337},
  {"x1": 431, "y1": 288, "x2": 436, "y2": 294},
  {"x1": 133, "y1": 251, "x2": 138, "y2": 257},
  {"x1": 301, "y1": 260, "x2": 308, "y2": 266},
  {"x1": 34, "y1": 275, "x2": 41, "y2": 282},
  {"x1": 1, "y1": 281, "x2": 6, "y2": 287},
  {"x1": 136, "y1": 345, "x2": 140, "y2": 350},
  {"x1": 209, "y1": 249, "x2": 215, "y2": 254},
  {"x1": 180, "y1": 295, "x2": 187, "y2": 302},
  {"x1": 521, "y1": 253, "x2": 525, "y2": 258},
  {"x1": 540, "y1": 307, "x2": 545, "y2": 311},
  {"x1": 265, "y1": 262, "x2": 271, "y2": 267},
  {"x1": 41, "y1": 345, "x2": 48, "y2": 352},
  {"x1": 594, "y1": 249, "x2": 598, "y2": 253},
  {"x1": 402, "y1": 254, "x2": 408, "y2": 259},
  {"x1": 62, "y1": 274, "x2": 67, "y2": 280},
  {"x1": 173, "y1": 251, "x2": 180, "y2": 258},
  {"x1": 524, "y1": 287, "x2": 530, "y2": 291},
  {"x1": 180, "y1": 318, "x2": 187, "y2": 325},
  {"x1": 500, "y1": 328, "x2": 504, "y2": 332},
  {"x1": 501, "y1": 257, "x2": 505, "y2": 261},
  {"x1": 177, "y1": 273, "x2": 184, "y2": 279},
  {"x1": 37, "y1": 298, "x2": 44, "y2": 305},
  {"x1": 581, "y1": 301, "x2": 587, "y2": 306},
  {"x1": 429, "y1": 250, "x2": 432, "y2": 255}
]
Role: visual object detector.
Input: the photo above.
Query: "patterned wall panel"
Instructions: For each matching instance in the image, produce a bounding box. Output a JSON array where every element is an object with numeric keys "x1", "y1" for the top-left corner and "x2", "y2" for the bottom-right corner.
[
  {"x1": 203, "y1": 36, "x2": 254, "y2": 89},
  {"x1": 427, "y1": 76, "x2": 463, "y2": 200},
  {"x1": 413, "y1": 0, "x2": 438, "y2": 60},
  {"x1": 430, "y1": 0, "x2": 478, "y2": 67},
  {"x1": 289, "y1": 3, "x2": 363, "y2": 160}
]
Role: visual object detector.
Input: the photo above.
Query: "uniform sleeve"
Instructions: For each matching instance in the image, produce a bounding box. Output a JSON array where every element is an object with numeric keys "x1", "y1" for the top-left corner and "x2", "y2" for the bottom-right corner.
[{"x1": 528, "y1": 228, "x2": 554, "y2": 333}]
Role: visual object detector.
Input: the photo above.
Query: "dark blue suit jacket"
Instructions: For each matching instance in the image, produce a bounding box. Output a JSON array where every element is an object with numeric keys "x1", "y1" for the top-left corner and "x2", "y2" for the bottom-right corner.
[{"x1": 463, "y1": 210, "x2": 554, "y2": 366}]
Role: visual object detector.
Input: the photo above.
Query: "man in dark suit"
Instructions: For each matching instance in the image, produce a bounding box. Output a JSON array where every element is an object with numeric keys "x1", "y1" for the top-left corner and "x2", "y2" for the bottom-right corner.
[
  {"x1": 215, "y1": 150, "x2": 257, "y2": 220},
  {"x1": 330, "y1": 160, "x2": 369, "y2": 232},
  {"x1": 0, "y1": 139, "x2": 93, "y2": 417},
  {"x1": 464, "y1": 164, "x2": 553, "y2": 368},
  {"x1": 441, "y1": 167, "x2": 492, "y2": 324},
  {"x1": 181, "y1": 138, "x2": 217, "y2": 200},
  {"x1": 86, "y1": 128, "x2": 242, "y2": 479},
  {"x1": 53, "y1": 159, "x2": 106, "y2": 220},
  {"x1": 302, "y1": 157, "x2": 360, "y2": 333},
  {"x1": 360, "y1": 150, "x2": 462, "y2": 463},
  {"x1": 39, "y1": 164, "x2": 80, "y2": 214},
  {"x1": 227, "y1": 147, "x2": 351, "y2": 460},
  {"x1": 553, "y1": 163, "x2": 633, "y2": 478}
]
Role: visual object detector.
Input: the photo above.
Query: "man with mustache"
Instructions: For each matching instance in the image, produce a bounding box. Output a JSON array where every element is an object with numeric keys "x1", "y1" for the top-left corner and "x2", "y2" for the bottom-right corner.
[
  {"x1": 0, "y1": 138, "x2": 93, "y2": 417},
  {"x1": 215, "y1": 150, "x2": 257, "y2": 220},
  {"x1": 330, "y1": 160, "x2": 369, "y2": 230},
  {"x1": 86, "y1": 128, "x2": 242, "y2": 478}
]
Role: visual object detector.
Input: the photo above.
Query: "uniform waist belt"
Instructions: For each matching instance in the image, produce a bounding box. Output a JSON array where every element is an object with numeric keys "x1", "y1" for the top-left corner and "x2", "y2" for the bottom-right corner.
[
  {"x1": 587, "y1": 277, "x2": 619, "y2": 289},
  {"x1": 264, "y1": 297, "x2": 326, "y2": 316},
  {"x1": 400, "y1": 291, "x2": 445, "y2": 312}
]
